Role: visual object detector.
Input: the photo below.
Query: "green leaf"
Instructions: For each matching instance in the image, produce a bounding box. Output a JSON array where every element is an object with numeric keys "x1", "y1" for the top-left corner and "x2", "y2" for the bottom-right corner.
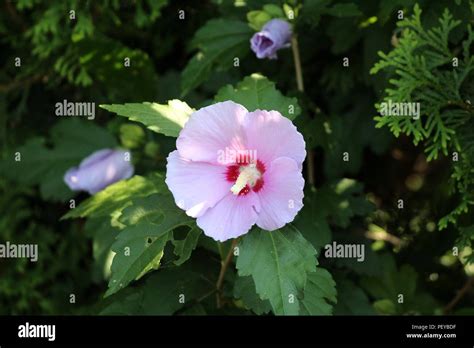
[
  {"x1": 295, "y1": 178, "x2": 372, "y2": 251},
  {"x1": 181, "y1": 19, "x2": 253, "y2": 96},
  {"x1": 299, "y1": 108, "x2": 391, "y2": 177},
  {"x1": 332, "y1": 240, "x2": 384, "y2": 277},
  {"x1": 233, "y1": 276, "x2": 272, "y2": 315},
  {"x1": 134, "y1": 0, "x2": 168, "y2": 28},
  {"x1": 60, "y1": 36, "x2": 159, "y2": 100},
  {"x1": 105, "y1": 193, "x2": 194, "y2": 297},
  {"x1": 300, "y1": 0, "x2": 332, "y2": 26},
  {"x1": 215, "y1": 74, "x2": 301, "y2": 120},
  {"x1": 263, "y1": 4, "x2": 285, "y2": 18},
  {"x1": 101, "y1": 265, "x2": 213, "y2": 315},
  {"x1": 84, "y1": 218, "x2": 119, "y2": 283},
  {"x1": 99, "y1": 288, "x2": 143, "y2": 315},
  {"x1": 100, "y1": 100, "x2": 193, "y2": 137},
  {"x1": 310, "y1": 179, "x2": 373, "y2": 229},
  {"x1": 293, "y1": 188, "x2": 332, "y2": 251},
  {"x1": 333, "y1": 278, "x2": 375, "y2": 315},
  {"x1": 0, "y1": 119, "x2": 116, "y2": 201},
  {"x1": 236, "y1": 226, "x2": 317, "y2": 315},
  {"x1": 139, "y1": 269, "x2": 211, "y2": 314},
  {"x1": 326, "y1": 3, "x2": 361, "y2": 17},
  {"x1": 360, "y1": 254, "x2": 439, "y2": 314},
  {"x1": 119, "y1": 124, "x2": 145, "y2": 149},
  {"x1": 299, "y1": 268, "x2": 337, "y2": 315},
  {"x1": 107, "y1": 222, "x2": 169, "y2": 297},
  {"x1": 361, "y1": 257, "x2": 415, "y2": 301},
  {"x1": 61, "y1": 174, "x2": 164, "y2": 220},
  {"x1": 373, "y1": 299, "x2": 397, "y2": 315},
  {"x1": 172, "y1": 227, "x2": 201, "y2": 266},
  {"x1": 247, "y1": 10, "x2": 272, "y2": 31}
]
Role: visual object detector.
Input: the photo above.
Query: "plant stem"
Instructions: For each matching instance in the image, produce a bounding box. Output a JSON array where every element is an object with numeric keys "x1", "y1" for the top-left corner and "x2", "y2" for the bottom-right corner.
[
  {"x1": 443, "y1": 277, "x2": 474, "y2": 314},
  {"x1": 291, "y1": 35, "x2": 304, "y2": 92},
  {"x1": 291, "y1": 34, "x2": 315, "y2": 186},
  {"x1": 216, "y1": 242, "x2": 224, "y2": 260},
  {"x1": 216, "y1": 238, "x2": 239, "y2": 308},
  {"x1": 0, "y1": 74, "x2": 43, "y2": 93},
  {"x1": 447, "y1": 99, "x2": 474, "y2": 113},
  {"x1": 365, "y1": 229, "x2": 404, "y2": 247}
]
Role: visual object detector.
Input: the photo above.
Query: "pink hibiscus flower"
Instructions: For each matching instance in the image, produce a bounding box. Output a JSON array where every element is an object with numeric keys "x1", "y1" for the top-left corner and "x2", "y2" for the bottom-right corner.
[{"x1": 165, "y1": 101, "x2": 306, "y2": 241}]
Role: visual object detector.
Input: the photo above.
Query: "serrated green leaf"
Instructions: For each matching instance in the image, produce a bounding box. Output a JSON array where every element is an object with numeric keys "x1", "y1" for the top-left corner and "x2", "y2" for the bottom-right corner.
[
  {"x1": 61, "y1": 36, "x2": 159, "y2": 99},
  {"x1": 99, "y1": 289, "x2": 143, "y2": 315},
  {"x1": 360, "y1": 254, "x2": 438, "y2": 314},
  {"x1": 299, "y1": 108, "x2": 391, "y2": 177},
  {"x1": 0, "y1": 119, "x2": 116, "y2": 201},
  {"x1": 84, "y1": 218, "x2": 119, "y2": 283},
  {"x1": 236, "y1": 226, "x2": 317, "y2": 315},
  {"x1": 233, "y1": 276, "x2": 272, "y2": 315},
  {"x1": 300, "y1": 268, "x2": 337, "y2": 315},
  {"x1": 101, "y1": 264, "x2": 213, "y2": 315},
  {"x1": 181, "y1": 19, "x2": 253, "y2": 96},
  {"x1": 62, "y1": 174, "x2": 164, "y2": 220},
  {"x1": 215, "y1": 73, "x2": 301, "y2": 120},
  {"x1": 105, "y1": 193, "x2": 195, "y2": 297},
  {"x1": 294, "y1": 189, "x2": 332, "y2": 251},
  {"x1": 333, "y1": 278, "x2": 375, "y2": 315},
  {"x1": 172, "y1": 227, "x2": 201, "y2": 266},
  {"x1": 313, "y1": 179, "x2": 373, "y2": 229},
  {"x1": 140, "y1": 268, "x2": 211, "y2": 314},
  {"x1": 106, "y1": 222, "x2": 170, "y2": 297},
  {"x1": 361, "y1": 255, "x2": 413, "y2": 301},
  {"x1": 100, "y1": 100, "x2": 193, "y2": 137},
  {"x1": 295, "y1": 178, "x2": 372, "y2": 251}
]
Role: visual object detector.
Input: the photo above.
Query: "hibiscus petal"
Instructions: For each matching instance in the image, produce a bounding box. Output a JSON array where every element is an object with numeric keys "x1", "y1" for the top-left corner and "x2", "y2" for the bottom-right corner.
[
  {"x1": 256, "y1": 157, "x2": 304, "y2": 231},
  {"x1": 176, "y1": 101, "x2": 248, "y2": 164},
  {"x1": 197, "y1": 192, "x2": 260, "y2": 241},
  {"x1": 165, "y1": 150, "x2": 231, "y2": 218},
  {"x1": 64, "y1": 149, "x2": 134, "y2": 194},
  {"x1": 79, "y1": 148, "x2": 115, "y2": 167},
  {"x1": 250, "y1": 19, "x2": 291, "y2": 59},
  {"x1": 244, "y1": 110, "x2": 306, "y2": 168},
  {"x1": 262, "y1": 19, "x2": 291, "y2": 47}
]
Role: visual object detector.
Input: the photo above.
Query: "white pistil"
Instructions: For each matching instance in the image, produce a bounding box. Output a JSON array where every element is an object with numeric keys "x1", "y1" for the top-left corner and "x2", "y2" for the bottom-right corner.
[{"x1": 230, "y1": 163, "x2": 261, "y2": 195}]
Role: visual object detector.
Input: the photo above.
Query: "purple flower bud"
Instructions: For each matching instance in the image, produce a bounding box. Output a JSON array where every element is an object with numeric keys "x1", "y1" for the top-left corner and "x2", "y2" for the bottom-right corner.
[
  {"x1": 64, "y1": 149, "x2": 134, "y2": 194},
  {"x1": 250, "y1": 19, "x2": 292, "y2": 59}
]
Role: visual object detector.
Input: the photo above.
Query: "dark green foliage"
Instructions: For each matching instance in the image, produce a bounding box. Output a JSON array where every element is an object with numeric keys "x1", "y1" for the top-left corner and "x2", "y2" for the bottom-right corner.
[{"x1": 371, "y1": 3, "x2": 474, "y2": 261}]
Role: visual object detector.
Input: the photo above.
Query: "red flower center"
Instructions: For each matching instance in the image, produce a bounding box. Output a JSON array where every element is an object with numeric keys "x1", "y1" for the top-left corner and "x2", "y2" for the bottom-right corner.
[{"x1": 226, "y1": 159, "x2": 265, "y2": 196}]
